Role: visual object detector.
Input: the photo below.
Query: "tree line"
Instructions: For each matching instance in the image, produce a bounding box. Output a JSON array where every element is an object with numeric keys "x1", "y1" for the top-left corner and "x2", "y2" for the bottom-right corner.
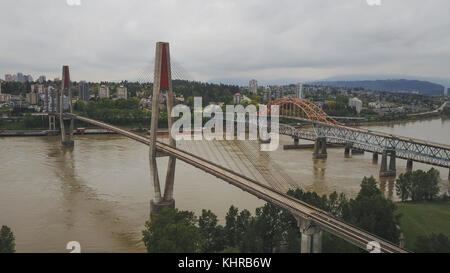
[
  {"x1": 142, "y1": 176, "x2": 401, "y2": 253},
  {"x1": 395, "y1": 168, "x2": 442, "y2": 202}
]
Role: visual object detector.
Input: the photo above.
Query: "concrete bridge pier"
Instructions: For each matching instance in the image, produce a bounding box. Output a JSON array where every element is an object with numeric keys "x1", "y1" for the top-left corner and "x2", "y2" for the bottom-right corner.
[
  {"x1": 406, "y1": 159, "x2": 413, "y2": 171},
  {"x1": 389, "y1": 151, "x2": 396, "y2": 175},
  {"x1": 60, "y1": 118, "x2": 74, "y2": 146},
  {"x1": 49, "y1": 115, "x2": 56, "y2": 131},
  {"x1": 344, "y1": 143, "x2": 352, "y2": 157},
  {"x1": 294, "y1": 137, "x2": 299, "y2": 145},
  {"x1": 380, "y1": 151, "x2": 396, "y2": 177},
  {"x1": 372, "y1": 152, "x2": 379, "y2": 163},
  {"x1": 296, "y1": 217, "x2": 322, "y2": 253},
  {"x1": 313, "y1": 137, "x2": 327, "y2": 159}
]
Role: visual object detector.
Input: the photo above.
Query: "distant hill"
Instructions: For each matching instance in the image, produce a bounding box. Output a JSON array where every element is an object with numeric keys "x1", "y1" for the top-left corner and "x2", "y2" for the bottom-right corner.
[{"x1": 310, "y1": 79, "x2": 445, "y2": 96}]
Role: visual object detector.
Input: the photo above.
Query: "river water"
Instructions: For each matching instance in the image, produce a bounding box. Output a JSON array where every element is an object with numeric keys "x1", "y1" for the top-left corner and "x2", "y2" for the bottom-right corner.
[{"x1": 0, "y1": 117, "x2": 449, "y2": 252}]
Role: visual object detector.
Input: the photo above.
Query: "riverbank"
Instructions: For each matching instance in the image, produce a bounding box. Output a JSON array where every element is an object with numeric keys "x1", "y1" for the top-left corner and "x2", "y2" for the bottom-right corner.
[
  {"x1": 396, "y1": 200, "x2": 450, "y2": 250},
  {"x1": 0, "y1": 128, "x2": 169, "y2": 137}
]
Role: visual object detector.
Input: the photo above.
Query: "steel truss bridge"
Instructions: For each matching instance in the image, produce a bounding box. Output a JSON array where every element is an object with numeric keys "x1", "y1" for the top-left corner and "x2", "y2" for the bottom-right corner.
[
  {"x1": 267, "y1": 98, "x2": 450, "y2": 169},
  {"x1": 65, "y1": 113, "x2": 408, "y2": 253}
]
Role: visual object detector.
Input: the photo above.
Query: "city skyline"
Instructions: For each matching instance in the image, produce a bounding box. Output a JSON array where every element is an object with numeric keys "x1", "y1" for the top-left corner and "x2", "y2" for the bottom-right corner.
[{"x1": 0, "y1": 0, "x2": 450, "y2": 85}]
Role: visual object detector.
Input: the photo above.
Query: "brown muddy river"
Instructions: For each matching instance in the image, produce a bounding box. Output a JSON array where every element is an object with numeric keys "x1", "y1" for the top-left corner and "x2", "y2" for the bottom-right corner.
[{"x1": 0, "y1": 117, "x2": 449, "y2": 252}]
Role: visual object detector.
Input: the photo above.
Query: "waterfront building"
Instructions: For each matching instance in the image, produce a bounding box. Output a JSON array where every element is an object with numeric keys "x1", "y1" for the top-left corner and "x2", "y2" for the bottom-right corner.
[
  {"x1": 249, "y1": 79, "x2": 258, "y2": 94},
  {"x1": 78, "y1": 81, "x2": 90, "y2": 102}
]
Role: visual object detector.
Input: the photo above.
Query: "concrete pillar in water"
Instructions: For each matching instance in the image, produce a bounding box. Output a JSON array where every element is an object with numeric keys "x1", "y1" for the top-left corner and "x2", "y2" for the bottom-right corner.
[
  {"x1": 372, "y1": 152, "x2": 379, "y2": 163},
  {"x1": 389, "y1": 151, "x2": 397, "y2": 176},
  {"x1": 49, "y1": 115, "x2": 56, "y2": 131},
  {"x1": 406, "y1": 159, "x2": 413, "y2": 171},
  {"x1": 296, "y1": 217, "x2": 322, "y2": 253},
  {"x1": 294, "y1": 137, "x2": 299, "y2": 145},
  {"x1": 344, "y1": 143, "x2": 351, "y2": 156},
  {"x1": 313, "y1": 137, "x2": 327, "y2": 159},
  {"x1": 380, "y1": 151, "x2": 396, "y2": 177}
]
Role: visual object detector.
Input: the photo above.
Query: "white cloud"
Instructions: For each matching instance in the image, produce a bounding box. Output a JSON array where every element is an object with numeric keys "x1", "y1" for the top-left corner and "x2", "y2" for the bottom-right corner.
[{"x1": 1, "y1": 0, "x2": 450, "y2": 84}]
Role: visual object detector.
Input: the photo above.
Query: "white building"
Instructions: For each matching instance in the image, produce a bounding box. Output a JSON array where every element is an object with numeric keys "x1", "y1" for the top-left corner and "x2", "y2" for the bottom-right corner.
[
  {"x1": 249, "y1": 79, "x2": 258, "y2": 94},
  {"x1": 116, "y1": 85, "x2": 128, "y2": 99},
  {"x1": 296, "y1": 82, "x2": 304, "y2": 99},
  {"x1": 99, "y1": 85, "x2": 110, "y2": 99},
  {"x1": 233, "y1": 93, "x2": 243, "y2": 104},
  {"x1": 349, "y1": 97, "x2": 363, "y2": 114},
  {"x1": 445, "y1": 87, "x2": 448, "y2": 97}
]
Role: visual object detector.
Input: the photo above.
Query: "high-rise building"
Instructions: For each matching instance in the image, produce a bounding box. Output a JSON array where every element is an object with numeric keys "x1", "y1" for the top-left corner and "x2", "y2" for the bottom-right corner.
[
  {"x1": 349, "y1": 97, "x2": 363, "y2": 114},
  {"x1": 26, "y1": 92, "x2": 39, "y2": 105},
  {"x1": 445, "y1": 87, "x2": 448, "y2": 97},
  {"x1": 45, "y1": 86, "x2": 58, "y2": 113},
  {"x1": 296, "y1": 82, "x2": 304, "y2": 99},
  {"x1": 116, "y1": 85, "x2": 127, "y2": 99},
  {"x1": 24, "y1": 75, "x2": 33, "y2": 82},
  {"x1": 263, "y1": 87, "x2": 271, "y2": 101},
  {"x1": 78, "y1": 81, "x2": 90, "y2": 102},
  {"x1": 99, "y1": 85, "x2": 109, "y2": 99},
  {"x1": 249, "y1": 79, "x2": 258, "y2": 94},
  {"x1": 38, "y1": 76, "x2": 46, "y2": 83},
  {"x1": 5, "y1": 74, "x2": 13, "y2": 82},
  {"x1": 17, "y1": 73, "x2": 24, "y2": 83},
  {"x1": 30, "y1": 84, "x2": 44, "y2": 94}
]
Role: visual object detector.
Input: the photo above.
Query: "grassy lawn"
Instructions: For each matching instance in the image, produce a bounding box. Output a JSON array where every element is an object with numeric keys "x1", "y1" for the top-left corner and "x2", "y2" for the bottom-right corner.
[{"x1": 396, "y1": 200, "x2": 450, "y2": 250}]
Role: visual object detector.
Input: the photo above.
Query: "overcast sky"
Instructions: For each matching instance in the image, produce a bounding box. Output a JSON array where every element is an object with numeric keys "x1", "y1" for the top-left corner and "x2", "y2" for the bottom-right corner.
[{"x1": 1, "y1": 0, "x2": 450, "y2": 85}]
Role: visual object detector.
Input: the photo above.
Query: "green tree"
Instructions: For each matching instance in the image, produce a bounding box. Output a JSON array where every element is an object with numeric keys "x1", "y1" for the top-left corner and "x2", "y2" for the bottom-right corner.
[
  {"x1": 224, "y1": 205, "x2": 239, "y2": 248},
  {"x1": 0, "y1": 225, "x2": 15, "y2": 253},
  {"x1": 345, "y1": 176, "x2": 400, "y2": 244},
  {"x1": 396, "y1": 168, "x2": 441, "y2": 202},
  {"x1": 252, "y1": 203, "x2": 284, "y2": 253},
  {"x1": 142, "y1": 207, "x2": 201, "y2": 253},
  {"x1": 198, "y1": 209, "x2": 226, "y2": 253},
  {"x1": 396, "y1": 172, "x2": 412, "y2": 202}
]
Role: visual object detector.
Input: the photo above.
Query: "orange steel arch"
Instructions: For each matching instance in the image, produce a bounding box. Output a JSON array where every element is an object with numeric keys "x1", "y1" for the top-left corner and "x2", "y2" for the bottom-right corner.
[{"x1": 267, "y1": 98, "x2": 342, "y2": 125}]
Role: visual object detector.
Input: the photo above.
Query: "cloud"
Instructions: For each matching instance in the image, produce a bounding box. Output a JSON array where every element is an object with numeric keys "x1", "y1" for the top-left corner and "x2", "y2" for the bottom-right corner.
[{"x1": 1, "y1": 0, "x2": 450, "y2": 84}]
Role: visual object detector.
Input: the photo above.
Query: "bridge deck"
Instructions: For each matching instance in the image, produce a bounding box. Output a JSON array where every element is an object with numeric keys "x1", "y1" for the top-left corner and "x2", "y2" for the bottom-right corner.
[
  {"x1": 280, "y1": 116, "x2": 450, "y2": 168},
  {"x1": 67, "y1": 113, "x2": 409, "y2": 253}
]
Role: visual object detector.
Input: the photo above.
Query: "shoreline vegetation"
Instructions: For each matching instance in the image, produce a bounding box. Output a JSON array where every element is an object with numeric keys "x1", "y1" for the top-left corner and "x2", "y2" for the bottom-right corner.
[
  {"x1": 1, "y1": 101, "x2": 448, "y2": 132},
  {"x1": 141, "y1": 176, "x2": 450, "y2": 253}
]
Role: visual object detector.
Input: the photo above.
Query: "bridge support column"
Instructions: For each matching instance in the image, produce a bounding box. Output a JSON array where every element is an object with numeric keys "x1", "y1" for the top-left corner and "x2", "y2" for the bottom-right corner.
[
  {"x1": 344, "y1": 143, "x2": 352, "y2": 157},
  {"x1": 389, "y1": 151, "x2": 396, "y2": 176},
  {"x1": 372, "y1": 152, "x2": 379, "y2": 163},
  {"x1": 380, "y1": 151, "x2": 396, "y2": 177},
  {"x1": 59, "y1": 66, "x2": 74, "y2": 147},
  {"x1": 49, "y1": 115, "x2": 56, "y2": 131},
  {"x1": 313, "y1": 137, "x2": 327, "y2": 159},
  {"x1": 406, "y1": 159, "x2": 413, "y2": 171},
  {"x1": 294, "y1": 137, "x2": 299, "y2": 145},
  {"x1": 149, "y1": 42, "x2": 177, "y2": 215},
  {"x1": 296, "y1": 217, "x2": 322, "y2": 253}
]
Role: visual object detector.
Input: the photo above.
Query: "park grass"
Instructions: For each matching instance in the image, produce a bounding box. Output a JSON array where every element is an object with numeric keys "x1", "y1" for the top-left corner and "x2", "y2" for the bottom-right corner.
[{"x1": 396, "y1": 200, "x2": 450, "y2": 250}]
